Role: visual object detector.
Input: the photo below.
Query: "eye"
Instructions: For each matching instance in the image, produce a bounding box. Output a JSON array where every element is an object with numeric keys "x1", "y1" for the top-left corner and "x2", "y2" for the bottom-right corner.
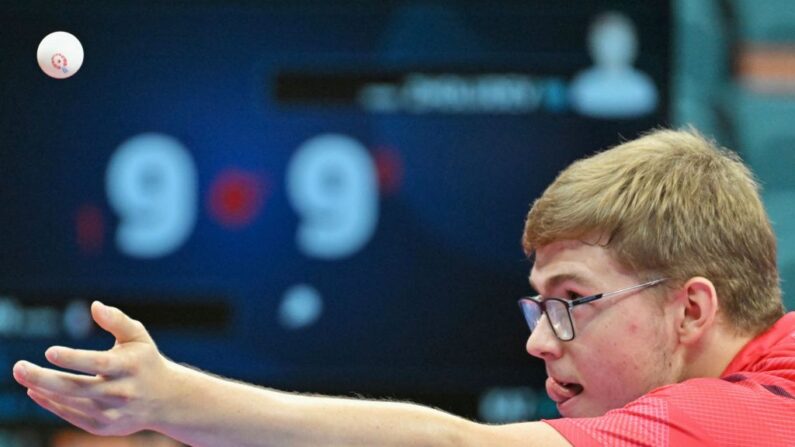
[{"x1": 566, "y1": 290, "x2": 583, "y2": 300}]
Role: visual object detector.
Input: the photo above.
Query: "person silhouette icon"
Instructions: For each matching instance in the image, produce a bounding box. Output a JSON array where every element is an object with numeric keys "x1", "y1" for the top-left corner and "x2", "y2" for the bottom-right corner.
[{"x1": 569, "y1": 12, "x2": 658, "y2": 119}]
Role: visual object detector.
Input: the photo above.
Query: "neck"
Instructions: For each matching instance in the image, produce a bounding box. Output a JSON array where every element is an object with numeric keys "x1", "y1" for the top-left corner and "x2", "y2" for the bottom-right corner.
[{"x1": 682, "y1": 325, "x2": 754, "y2": 380}]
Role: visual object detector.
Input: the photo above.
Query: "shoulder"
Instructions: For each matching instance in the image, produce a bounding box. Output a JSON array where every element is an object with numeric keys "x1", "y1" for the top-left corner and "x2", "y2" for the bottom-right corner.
[{"x1": 546, "y1": 377, "x2": 795, "y2": 447}]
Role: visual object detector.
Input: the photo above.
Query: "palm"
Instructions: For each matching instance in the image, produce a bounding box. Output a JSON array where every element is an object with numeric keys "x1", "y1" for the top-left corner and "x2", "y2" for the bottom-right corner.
[{"x1": 12, "y1": 301, "x2": 172, "y2": 436}]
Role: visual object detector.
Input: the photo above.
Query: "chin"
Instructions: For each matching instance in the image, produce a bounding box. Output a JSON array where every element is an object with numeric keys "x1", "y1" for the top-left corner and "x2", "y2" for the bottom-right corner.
[
  {"x1": 560, "y1": 407, "x2": 593, "y2": 419},
  {"x1": 558, "y1": 397, "x2": 609, "y2": 419}
]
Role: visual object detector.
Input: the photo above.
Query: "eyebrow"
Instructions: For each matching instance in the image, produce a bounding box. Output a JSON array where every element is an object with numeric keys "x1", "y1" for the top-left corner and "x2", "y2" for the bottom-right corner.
[{"x1": 529, "y1": 272, "x2": 597, "y2": 295}]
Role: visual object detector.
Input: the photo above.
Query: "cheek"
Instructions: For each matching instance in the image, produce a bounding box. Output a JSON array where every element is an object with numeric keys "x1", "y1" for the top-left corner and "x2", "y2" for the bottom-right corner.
[
  {"x1": 572, "y1": 318, "x2": 673, "y2": 412},
  {"x1": 576, "y1": 343, "x2": 662, "y2": 413}
]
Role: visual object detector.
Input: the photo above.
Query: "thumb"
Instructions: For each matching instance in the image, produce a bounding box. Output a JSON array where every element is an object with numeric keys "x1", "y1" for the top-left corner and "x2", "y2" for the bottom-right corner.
[{"x1": 91, "y1": 301, "x2": 154, "y2": 344}]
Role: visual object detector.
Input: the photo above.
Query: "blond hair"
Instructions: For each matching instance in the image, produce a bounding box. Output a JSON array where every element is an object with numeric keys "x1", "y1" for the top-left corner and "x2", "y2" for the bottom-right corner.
[{"x1": 523, "y1": 128, "x2": 783, "y2": 334}]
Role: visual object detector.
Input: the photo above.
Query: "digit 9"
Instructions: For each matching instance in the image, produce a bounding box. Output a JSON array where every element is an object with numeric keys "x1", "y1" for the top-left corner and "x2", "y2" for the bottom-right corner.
[
  {"x1": 106, "y1": 133, "x2": 198, "y2": 258},
  {"x1": 286, "y1": 134, "x2": 378, "y2": 260}
]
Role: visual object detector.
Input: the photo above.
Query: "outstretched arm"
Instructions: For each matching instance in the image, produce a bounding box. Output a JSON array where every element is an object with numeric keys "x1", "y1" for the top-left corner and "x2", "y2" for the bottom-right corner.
[{"x1": 13, "y1": 302, "x2": 568, "y2": 447}]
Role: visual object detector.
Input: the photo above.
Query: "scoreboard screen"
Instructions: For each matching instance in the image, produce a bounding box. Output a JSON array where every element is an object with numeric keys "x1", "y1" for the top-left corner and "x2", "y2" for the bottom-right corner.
[{"x1": 0, "y1": 0, "x2": 670, "y2": 441}]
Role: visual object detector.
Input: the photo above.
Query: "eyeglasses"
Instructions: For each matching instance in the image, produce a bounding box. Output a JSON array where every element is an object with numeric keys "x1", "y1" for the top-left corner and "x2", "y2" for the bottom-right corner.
[{"x1": 517, "y1": 278, "x2": 667, "y2": 341}]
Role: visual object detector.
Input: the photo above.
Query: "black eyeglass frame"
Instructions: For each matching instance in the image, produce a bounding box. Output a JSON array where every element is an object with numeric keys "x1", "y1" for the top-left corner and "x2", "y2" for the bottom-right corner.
[{"x1": 517, "y1": 278, "x2": 668, "y2": 341}]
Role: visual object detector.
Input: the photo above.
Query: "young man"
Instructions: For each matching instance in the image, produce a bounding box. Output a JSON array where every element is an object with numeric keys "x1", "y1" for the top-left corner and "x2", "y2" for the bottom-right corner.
[{"x1": 13, "y1": 129, "x2": 795, "y2": 446}]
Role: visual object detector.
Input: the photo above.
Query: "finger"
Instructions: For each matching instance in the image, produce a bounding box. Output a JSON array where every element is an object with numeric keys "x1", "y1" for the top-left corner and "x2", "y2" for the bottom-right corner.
[
  {"x1": 91, "y1": 301, "x2": 153, "y2": 344},
  {"x1": 28, "y1": 385, "x2": 106, "y2": 415},
  {"x1": 13, "y1": 360, "x2": 102, "y2": 397},
  {"x1": 27, "y1": 388, "x2": 109, "y2": 436},
  {"x1": 46, "y1": 346, "x2": 125, "y2": 377}
]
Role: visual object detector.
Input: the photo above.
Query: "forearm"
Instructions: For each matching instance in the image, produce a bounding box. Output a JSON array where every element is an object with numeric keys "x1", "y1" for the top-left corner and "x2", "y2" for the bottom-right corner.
[
  {"x1": 157, "y1": 363, "x2": 479, "y2": 447},
  {"x1": 15, "y1": 303, "x2": 565, "y2": 446}
]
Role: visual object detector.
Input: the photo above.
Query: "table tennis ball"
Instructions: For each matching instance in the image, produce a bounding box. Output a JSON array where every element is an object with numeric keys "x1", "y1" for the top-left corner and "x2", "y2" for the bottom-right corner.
[{"x1": 37, "y1": 31, "x2": 84, "y2": 79}]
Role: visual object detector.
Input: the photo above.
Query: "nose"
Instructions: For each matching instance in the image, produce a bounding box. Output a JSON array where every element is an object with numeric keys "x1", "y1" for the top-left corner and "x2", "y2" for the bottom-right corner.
[{"x1": 525, "y1": 315, "x2": 563, "y2": 360}]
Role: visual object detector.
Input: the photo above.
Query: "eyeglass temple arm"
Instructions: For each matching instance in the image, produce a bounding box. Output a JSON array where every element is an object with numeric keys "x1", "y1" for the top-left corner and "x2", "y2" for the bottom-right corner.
[{"x1": 570, "y1": 278, "x2": 667, "y2": 306}]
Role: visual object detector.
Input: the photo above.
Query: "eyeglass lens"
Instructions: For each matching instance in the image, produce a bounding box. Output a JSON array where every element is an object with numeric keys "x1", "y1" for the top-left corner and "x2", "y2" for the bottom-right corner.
[
  {"x1": 546, "y1": 300, "x2": 573, "y2": 340},
  {"x1": 520, "y1": 299, "x2": 573, "y2": 340}
]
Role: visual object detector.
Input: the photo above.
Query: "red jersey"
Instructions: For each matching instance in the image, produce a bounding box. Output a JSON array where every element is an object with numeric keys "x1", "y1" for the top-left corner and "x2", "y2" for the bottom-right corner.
[{"x1": 545, "y1": 312, "x2": 795, "y2": 446}]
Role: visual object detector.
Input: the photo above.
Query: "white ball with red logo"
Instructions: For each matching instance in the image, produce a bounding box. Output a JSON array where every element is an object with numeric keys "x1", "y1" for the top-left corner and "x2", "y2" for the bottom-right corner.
[{"x1": 37, "y1": 31, "x2": 84, "y2": 79}]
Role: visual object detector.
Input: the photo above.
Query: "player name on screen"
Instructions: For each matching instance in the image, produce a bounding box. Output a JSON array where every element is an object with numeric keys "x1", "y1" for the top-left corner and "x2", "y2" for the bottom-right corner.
[{"x1": 274, "y1": 71, "x2": 569, "y2": 114}]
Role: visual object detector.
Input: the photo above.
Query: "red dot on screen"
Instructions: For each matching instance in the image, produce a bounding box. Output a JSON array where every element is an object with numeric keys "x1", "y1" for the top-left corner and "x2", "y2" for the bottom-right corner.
[
  {"x1": 208, "y1": 169, "x2": 268, "y2": 229},
  {"x1": 373, "y1": 146, "x2": 403, "y2": 195},
  {"x1": 75, "y1": 204, "x2": 105, "y2": 255}
]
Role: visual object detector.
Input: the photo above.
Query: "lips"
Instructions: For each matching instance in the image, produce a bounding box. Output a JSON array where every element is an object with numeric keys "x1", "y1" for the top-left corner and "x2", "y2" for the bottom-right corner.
[{"x1": 545, "y1": 376, "x2": 584, "y2": 406}]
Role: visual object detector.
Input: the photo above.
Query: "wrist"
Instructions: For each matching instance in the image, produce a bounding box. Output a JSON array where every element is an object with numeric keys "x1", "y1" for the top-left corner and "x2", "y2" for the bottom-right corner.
[{"x1": 147, "y1": 360, "x2": 200, "y2": 436}]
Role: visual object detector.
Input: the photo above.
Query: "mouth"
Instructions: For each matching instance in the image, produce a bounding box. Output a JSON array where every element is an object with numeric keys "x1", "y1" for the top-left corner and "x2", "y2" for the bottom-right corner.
[{"x1": 545, "y1": 376, "x2": 584, "y2": 407}]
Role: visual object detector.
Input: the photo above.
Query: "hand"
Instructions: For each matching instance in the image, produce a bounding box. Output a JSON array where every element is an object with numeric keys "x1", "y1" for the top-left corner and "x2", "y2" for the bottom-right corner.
[{"x1": 13, "y1": 301, "x2": 178, "y2": 436}]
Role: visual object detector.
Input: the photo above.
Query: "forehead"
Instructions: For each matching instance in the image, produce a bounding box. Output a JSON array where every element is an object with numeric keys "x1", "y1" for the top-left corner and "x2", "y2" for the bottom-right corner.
[{"x1": 529, "y1": 240, "x2": 630, "y2": 292}]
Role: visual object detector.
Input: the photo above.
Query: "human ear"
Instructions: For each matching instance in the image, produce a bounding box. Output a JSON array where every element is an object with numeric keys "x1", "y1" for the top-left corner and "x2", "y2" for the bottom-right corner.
[{"x1": 675, "y1": 277, "x2": 719, "y2": 344}]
